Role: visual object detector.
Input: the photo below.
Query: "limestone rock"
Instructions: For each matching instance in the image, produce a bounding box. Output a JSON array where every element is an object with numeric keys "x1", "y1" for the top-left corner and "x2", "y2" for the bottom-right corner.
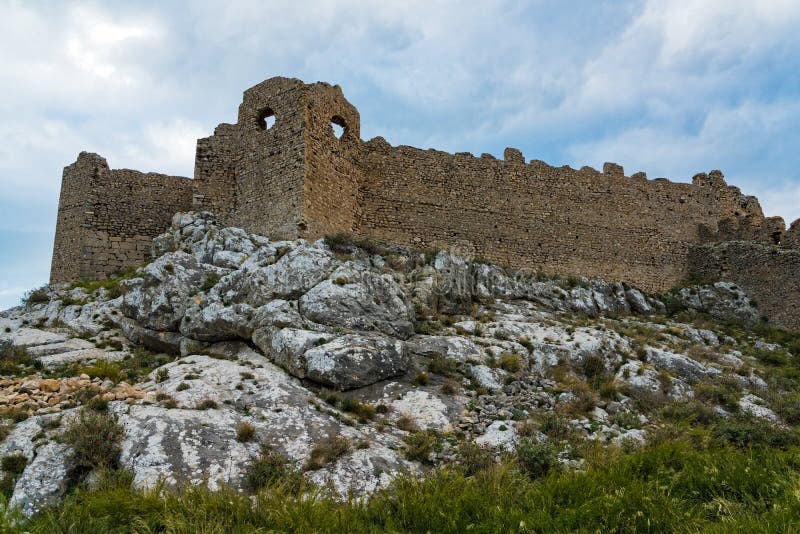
[
  {"x1": 407, "y1": 335, "x2": 484, "y2": 363},
  {"x1": 252, "y1": 299, "x2": 305, "y2": 329},
  {"x1": 119, "y1": 317, "x2": 182, "y2": 354},
  {"x1": 9, "y1": 442, "x2": 71, "y2": 518},
  {"x1": 676, "y1": 282, "x2": 760, "y2": 325},
  {"x1": 646, "y1": 347, "x2": 719, "y2": 383},
  {"x1": 180, "y1": 298, "x2": 256, "y2": 342},
  {"x1": 299, "y1": 263, "x2": 415, "y2": 339},
  {"x1": 254, "y1": 327, "x2": 330, "y2": 379},
  {"x1": 391, "y1": 390, "x2": 452, "y2": 432},
  {"x1": 218, "y1": 244, "x2": 338, "y2": 306},
  {"x1": 303, "y1": 334, "x2": 408, "y2": 390},
  {"x1": 432, "y1": 251, "x2": 473, "y2": 314},
  {"x1": 121, "y1": 252, "x2": 217, "y2": 331},
  {"x1": 475, "y1": 420, "x2": 518, "y2": 450}
]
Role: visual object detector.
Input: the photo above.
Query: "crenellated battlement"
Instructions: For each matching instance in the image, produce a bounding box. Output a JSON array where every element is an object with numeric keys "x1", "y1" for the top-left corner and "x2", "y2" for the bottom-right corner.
[{"x1": 50, "y1": 76, "x2": 800, "y2": 329}]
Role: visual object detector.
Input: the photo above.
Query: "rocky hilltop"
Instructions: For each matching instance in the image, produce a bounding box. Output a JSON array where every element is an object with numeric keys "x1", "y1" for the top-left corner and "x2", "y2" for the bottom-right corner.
[{"x1": 1, "y1": 212, "x2": 799, "y2": 520}]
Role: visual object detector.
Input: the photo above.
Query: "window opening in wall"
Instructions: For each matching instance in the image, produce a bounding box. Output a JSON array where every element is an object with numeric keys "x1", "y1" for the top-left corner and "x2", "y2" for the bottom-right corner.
[
  {"x1": 331, "y1": 116, "x2": 346, "y2": 139},
  {"x1": 257, "y1": 108, "x2": 276, "y2": 130}
]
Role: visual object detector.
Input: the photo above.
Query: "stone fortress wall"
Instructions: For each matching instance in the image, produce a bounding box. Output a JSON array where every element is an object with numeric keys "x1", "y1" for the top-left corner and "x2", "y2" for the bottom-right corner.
[
  {"x1": 51, "y1": 77, "x2": 800, "y2": 329},
  {"x1": 50, "y1": 153, "x2": 193, "y2": 282}
]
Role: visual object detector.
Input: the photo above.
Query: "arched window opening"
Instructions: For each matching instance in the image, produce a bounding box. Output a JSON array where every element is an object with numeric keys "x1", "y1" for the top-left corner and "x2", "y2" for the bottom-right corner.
[
  {"x1": 330, "y1": 115, "x2": 346, "y2": 139},
  {"x1": 257, "y1": 108, "x2": 276, "y2": 130}
]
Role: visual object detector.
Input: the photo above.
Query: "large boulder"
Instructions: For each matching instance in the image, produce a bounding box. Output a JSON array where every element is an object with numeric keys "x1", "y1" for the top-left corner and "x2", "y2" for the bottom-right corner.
[
  {"x1": 432, "y1": 251, "x2": 473, "y2": 314},
  {"x1": 406, "y1": 335, "x2": 485, "y2": 363},
  {"x1": 180, "y1": 297, "x2": 256, "y2": 342},
  {"x1": 255, "y1": 328, "x2": 408, "y2": 390},
  {"x1": 303, "y1": 334, "x2": 408, "y2": 390},
  {"x1": 253, "y1": 327, "x2": 330, "y2": 379},
  {"x1": 646, "y1": 347, "x2": 720, "y2": 384},
  {"x1": 2, "y1": 351, "x2": 417, "y2": 515},
  {"x1": 120, "y1": 252, "x2": 219, "y2": 332},
  {"x1": 119, "y1": 318, "x2": 183, "y2": 354},
  {"x1": 9, "y1": 442, "x2": 71, "y2": 518},
  {"x1": 674, "y1": 282, "x2": 760, "y2": 324},
  {"x1": 216, "y1": 244, "x2": 338, "y2": 306},
  {"x1": 299, "y1": 263, "x2": 415, "y2": 339}
]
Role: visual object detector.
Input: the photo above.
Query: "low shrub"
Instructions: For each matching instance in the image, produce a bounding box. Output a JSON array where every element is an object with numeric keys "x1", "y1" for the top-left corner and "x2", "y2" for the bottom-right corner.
[
  {"x1": 396, "y1": 415, "x2": 419, "y2": 432},
  {"x1": 498, "y1": 353, "x2": 523, "y2": 373},
  {"x1": 427, "y1": 354, "x2": 457, "y2": 376},
  {"x1": 199, "y1": 272, "x2": 222, "y2": 293},
  {"x1": 21, "y1": 286, "x2": 49, "y2": 306},
  {"x1": 412, "y1": 372, "x2": 430, "y2": 386},
  {"x1": 78, "y1": 360, "x2": 124, "y2": 384},
  {"x1": 516, "y1": 439, "x2": 559, "y2": 479},
  {"x1": 0, "y1": 453, "x2": 27, "y2": 498},
  {"x1": 712, "y1": 416, "x2": 799, "y2": 449},
  {"x1": 61, "y1": 409, "x2": 124, "y2": 474},
  {"x1": 236, "y1": 422, "x2": 257, "y2": 443},
  {"x1": 155, "y1": 368, "x2": 169, "y2": 383},
  {"x1": 195, "y1": 399, "x2": 218, "y2": 410},
  {"x1": 305, "y1": 435, "x2": 350, "y2": 470},
  {"x1": 340, "y1": 398, "x2": 376, "y2": 421},
  {"x1": 440, "y1": 379, "x2": 459, "y2": 395},
  {"x1": 85, "y1": 396, "x2": 109, "y2": 412},
  {"x1": 403, "y1": 431, "x2": 438, "y2": 464},
  {"x1": 244, "y1": 446, "x2": 301, "y2": 493},
  {"x1": 457, "y1": 442, "x2": 493, "y2": 476}
]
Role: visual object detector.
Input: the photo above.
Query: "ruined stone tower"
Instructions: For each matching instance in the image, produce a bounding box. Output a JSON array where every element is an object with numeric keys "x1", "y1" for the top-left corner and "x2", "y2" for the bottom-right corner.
[
  {"x1": 50, "y1": 76, "x2": 800, "y2": 330},
  {"x1": 192, "y1": 77, "x2": 363, "y2": 240}
]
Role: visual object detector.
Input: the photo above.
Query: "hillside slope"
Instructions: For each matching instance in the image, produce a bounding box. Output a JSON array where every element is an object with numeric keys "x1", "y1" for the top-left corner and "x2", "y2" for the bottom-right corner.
[{"x1": 2, "y1": 212, "x2": 800, "y2": 530}]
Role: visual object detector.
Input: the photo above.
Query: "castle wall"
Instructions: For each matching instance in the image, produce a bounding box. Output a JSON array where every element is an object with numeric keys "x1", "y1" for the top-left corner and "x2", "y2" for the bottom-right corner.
[
  {"x1": 193, "y1": 78, "x2": 366, "y2": 240},
  {"x1": 227, "y1": 78, "x2": 308, "y2": 240},
  {"x1": 51, "y1": 76, "x2": 800, "y2": 330},
  {"x1": 302, "y1": 83, "x2": 363, "y2": 238},
  {"x1": 49, "y1": 153, "x2": 193, "y2": 283},
  {"x1": 50, "y1": 153, "x2": 99, "y2": 283},
  {"x1": 358, "y1": 140, "x2": 774, "y2": 294},
  {"x1": 689, "y1": 242, "x2": 800, "y2": 331},
  {"x1": 194, "y1": 124, "x2": 238, "y2": 221},
  {"x1": 784, "y1": 219, "x2": 800, "y2": 248}
]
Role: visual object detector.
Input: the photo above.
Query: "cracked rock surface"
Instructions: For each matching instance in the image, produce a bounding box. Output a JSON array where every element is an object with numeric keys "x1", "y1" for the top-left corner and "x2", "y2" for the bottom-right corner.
[{"x1": 2, "y1": 211, "x2": 797, "y2": 517}]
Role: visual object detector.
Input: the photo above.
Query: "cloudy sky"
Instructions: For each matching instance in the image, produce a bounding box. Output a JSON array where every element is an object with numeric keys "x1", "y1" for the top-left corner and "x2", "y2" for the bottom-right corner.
[{"x1": 1, "y1": 0, "x2": 799, "y2": 310}]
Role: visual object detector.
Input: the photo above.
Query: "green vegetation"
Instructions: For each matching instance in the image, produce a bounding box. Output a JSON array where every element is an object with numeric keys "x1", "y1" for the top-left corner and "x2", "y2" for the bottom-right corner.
[
  {"x1": 21, "y1": 286, "x2": 49, "y2": 306},
  {"x1": 61, "y1": 409, "x2": 124, "y2": 477},
  {"x1": 498, "y1": 352, "x2": 523, "y2": 373},
  {"x1": 244, "y1": 446, "x2": 302, "y2": 493},
  {"x1": 5, "y1": 440, "x2": 800, "y2": 532},
  {"x1": 305, "y1": 435, "x2": 350, "y2": 471},
  {"x1": 323, "y1": 233, "x2": 385, "y2": 257},
  {"x1": 427, "y1": 353, "x2": 458, "y2": 376},
  {"x1": 236, "y1": 422, "x2": 257, "y2": 443},
  {"x1": 199, "y1": 272, "x2": 222, "y2": 293},
  {"x1": 0, "y1": 454, "x2": 28, "y2": 498},
  {"x1": 0, "y1": 346, "x2": 37, "y2": 377},
  {"x1": 411, "y1": 371, "x2": 430, "y2": 386},
  {"x1": 67, "y1": 264, "x2": 143, "y2": 299},
  {"x1": 340, "y1": 397, "x2": 377, "y2": 422},
  {"x1": 402, "y1": 430, "x2": 438, "y2": 463}
]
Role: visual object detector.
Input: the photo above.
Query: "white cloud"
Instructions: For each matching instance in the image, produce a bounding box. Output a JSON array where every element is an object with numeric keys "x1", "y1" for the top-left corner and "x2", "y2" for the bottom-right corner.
[
  {"x1": 574, "y1": 0, "x2": 800, "y2": 113},
  {"x1": 106, "y1": 119, "x2": 207, "y2": 177},
  {"x1": 65, "y1": 5, "x2": 159, "y2": 84}
]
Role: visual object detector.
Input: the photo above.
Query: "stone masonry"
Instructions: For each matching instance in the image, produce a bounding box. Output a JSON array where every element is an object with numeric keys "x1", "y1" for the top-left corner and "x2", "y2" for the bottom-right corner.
[{"x1": 50, "y1": 77, "x2": 800, "y2": 329}]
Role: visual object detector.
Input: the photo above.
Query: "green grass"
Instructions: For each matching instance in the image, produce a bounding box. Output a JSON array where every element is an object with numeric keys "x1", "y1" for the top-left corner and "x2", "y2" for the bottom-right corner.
[
  {"x1": 67, "y1": 264, "x2": 144, "y2": 299},
  {"x1": 7, "y1": 439, "x2": 800, "y2": 533}
]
